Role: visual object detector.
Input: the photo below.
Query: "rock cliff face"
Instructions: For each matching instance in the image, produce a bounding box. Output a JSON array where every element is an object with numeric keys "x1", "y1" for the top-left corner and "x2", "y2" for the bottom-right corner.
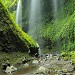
[{"x1": 0, "y1": 0, "x2": 36, "y2": 52}]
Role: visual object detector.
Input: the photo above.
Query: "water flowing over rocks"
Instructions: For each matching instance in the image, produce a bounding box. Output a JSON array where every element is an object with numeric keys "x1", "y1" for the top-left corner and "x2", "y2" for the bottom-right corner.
[{"x1": 9, "y1": 53, "x2": 75, "y2": 75}]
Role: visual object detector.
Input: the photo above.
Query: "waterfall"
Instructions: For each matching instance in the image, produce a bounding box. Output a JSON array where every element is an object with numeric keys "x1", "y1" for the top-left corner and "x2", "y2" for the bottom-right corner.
[
  {"x1": 28, "y1": 0, "x2": 42, "y2": 39},
  {"x1": 52, "y1": 0, "x2": 59, "y2": 20},
  {"x1": 16, "y1": 0, "x2": 22, "y2": 28},
  {"x1": 52, "y1": 0, "x2": 64, "y2": 20},
  {"x1": 28, "y1": 0, "x2": 42, "y2": 55}
]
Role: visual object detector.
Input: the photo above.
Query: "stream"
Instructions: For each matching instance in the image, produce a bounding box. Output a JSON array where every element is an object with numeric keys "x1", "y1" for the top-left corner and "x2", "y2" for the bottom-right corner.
[{"x1": 0, "y1": 54, "x2": 75, "y2": 75}]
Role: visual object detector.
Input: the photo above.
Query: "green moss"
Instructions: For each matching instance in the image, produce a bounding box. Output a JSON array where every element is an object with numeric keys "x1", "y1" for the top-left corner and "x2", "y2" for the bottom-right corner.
[
  {"x1": 0, "y1": 51, "x2": 31, "y2": 67},
  {"x1": 0, "y1": 0, "x2": 37, "y2": 52}
]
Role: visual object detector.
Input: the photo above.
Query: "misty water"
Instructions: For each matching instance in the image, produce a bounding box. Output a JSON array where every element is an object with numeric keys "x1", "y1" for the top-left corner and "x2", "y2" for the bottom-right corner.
[
  {"x1": 16, "y1": 0, "x2": 22, "y2": 28},
  {"x1": 28, "y1": 0, "x2": 43, "y2": 55},
  {"x1": 28, "y1": 0, "x2": 42, "y2": 39},
  {"x1": 52, "y1": 0, "x2": 58, "y2": 20}
]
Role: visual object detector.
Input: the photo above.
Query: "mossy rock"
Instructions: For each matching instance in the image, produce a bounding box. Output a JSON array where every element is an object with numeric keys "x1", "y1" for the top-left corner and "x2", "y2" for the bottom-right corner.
[{"x1": 0, "y1": 0, "x2": 37, "y2": 52}]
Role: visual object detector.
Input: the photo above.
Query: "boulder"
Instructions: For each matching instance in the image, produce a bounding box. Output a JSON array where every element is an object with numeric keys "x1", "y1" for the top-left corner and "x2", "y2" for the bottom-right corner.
[
  {"x1": 5, "y1": 65, "x2": 17, "y2": 73},
  {"x1": 36, "y1": 66, "x2": 49, "y2": 74}
]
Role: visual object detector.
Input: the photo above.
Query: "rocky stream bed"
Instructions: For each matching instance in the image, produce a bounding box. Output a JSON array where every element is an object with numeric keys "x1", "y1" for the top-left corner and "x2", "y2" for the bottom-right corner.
[{"x1": 1, "y1": 54, "x2": 75, "y2": 75}]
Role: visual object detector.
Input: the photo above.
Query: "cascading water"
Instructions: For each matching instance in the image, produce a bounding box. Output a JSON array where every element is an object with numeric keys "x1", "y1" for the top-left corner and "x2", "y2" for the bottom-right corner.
[
  {"x1": 52, "y1": 0, "x2": 58, "y2": 20},
  {"x1": 16, "y1": 0, "x2": 22, "y2": 28},
  {"x1": 52, "y1": 0, "x2": 64, "y2": 20},
  {"x1": 28, "y1": 0, "x2": 42, "y2": 55}
]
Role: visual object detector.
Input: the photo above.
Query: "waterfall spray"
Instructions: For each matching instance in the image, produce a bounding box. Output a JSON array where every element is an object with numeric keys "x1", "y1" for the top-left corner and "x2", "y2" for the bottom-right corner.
[
  {"x1": 52, "y1": 0, "x2": 64, "y2": 20},
  {"x1": 52, "y1": 0, "x2": 58, "y2": 20},
  {"x1": 28, "y1": 0, "x2": 42, "y2": 39},
  {"x1": 16, "y1": 0, "x2": 22, "y2": 28}
]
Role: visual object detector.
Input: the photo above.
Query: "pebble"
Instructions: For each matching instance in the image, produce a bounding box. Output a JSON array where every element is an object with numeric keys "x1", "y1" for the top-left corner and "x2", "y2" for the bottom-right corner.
[
  {"x1": 32, "y1": 60, "x2": 39, "y2": 65},
  {"x1": 24, "y1": 63, "x2": 29, "y2": 67}
]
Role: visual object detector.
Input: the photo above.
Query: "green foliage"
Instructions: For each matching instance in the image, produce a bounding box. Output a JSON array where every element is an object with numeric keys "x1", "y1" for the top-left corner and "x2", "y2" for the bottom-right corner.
[
  {"x1": 3, "y1": 0, "x2": 13, "y2": 8},
  {"x1": 64, "y1": 0, "x2": 75, "y2": 15},
  {"x1": 3, "y1": 0, "x2": 17, "y2": 9},
  {"x1": 2, "y1": 0, "x2": 17, "y2": 21},
  {"x1": 10, "y1": 0, "x2": 17, "y2": 8},
  {"x1": 60, "y1": 51, "x2": 75, "y2": 64},
  {"x1": 10, "y1": 10, "x2": 16, "y2": 21},
  {"x1": 42, "y1": 12, "x2": 75, "y2": 51}
]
